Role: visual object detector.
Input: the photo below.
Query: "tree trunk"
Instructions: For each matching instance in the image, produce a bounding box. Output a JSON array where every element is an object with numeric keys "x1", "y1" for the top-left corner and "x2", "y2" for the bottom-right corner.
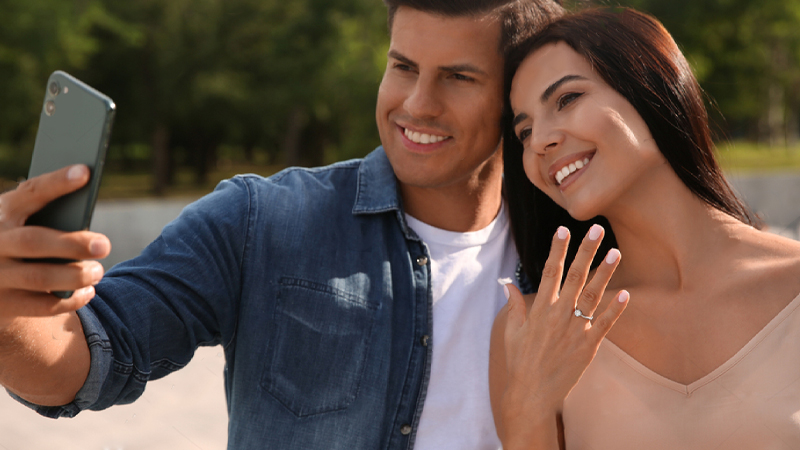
[
  {"x1": 282, "y1": 106, "x2": 308, "y2": 167},
  {"x1": 767, "y1": 82, "x2": 785, "y2": 147},
  {"x1": 194, "y1": 141, "x2": 218, "y2": 187},
  {"x1": 152, "y1": 124, "x2": 171, "y2": 196}
]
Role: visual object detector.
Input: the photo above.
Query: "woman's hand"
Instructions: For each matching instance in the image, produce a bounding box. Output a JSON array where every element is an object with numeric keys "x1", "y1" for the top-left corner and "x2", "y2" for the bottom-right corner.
[{"x1": 499, "y1": 225, "x2": 628, "y2": 449}]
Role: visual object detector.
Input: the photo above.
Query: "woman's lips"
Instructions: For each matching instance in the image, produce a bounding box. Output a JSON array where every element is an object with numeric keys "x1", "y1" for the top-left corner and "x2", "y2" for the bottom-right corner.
[{"x1": 548, "y1": 150, "x2": 596, "y2": 187}]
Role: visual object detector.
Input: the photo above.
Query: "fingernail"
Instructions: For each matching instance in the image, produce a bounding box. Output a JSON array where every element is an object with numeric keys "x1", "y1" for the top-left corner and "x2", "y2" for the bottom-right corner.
[
  {"x1": 77, "y1": 286, "x2": 95, "y2": 298},
  {"x1": 91, "y1": 264, "x2": 104, "y2": 284},
  {"x1": 619, "y1": 290, "x2": 629, "y2": 303},
  {"x1": 589, "y1": 224, "x2": 603, "y2": 241},
  {"x1": 67, "y1": 165, "x2": 87, "y2": 181},
  {"x1": 605, "y1": 248, "x2": 620, "y2": 264},
  {"x1": 557, "y1": 226, "x2": 569, "y2": 240},
  {"x1": 503, "y1": 284, "x2": 510, "y2": 300},
  {"x1": 89, "y1": 239, "x2": 107, "y2": 256}
]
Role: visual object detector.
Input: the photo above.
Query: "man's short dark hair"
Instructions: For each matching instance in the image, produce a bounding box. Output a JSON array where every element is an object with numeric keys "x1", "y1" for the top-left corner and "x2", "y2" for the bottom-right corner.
[{"x1": 382, "y1": 0, "x2": 564, "y2": 54}]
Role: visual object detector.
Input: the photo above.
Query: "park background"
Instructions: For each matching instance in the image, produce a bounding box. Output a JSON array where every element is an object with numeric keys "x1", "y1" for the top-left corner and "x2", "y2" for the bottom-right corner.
[{"x1": 1, "y1": 0, "x2": 800, "y2": 449}]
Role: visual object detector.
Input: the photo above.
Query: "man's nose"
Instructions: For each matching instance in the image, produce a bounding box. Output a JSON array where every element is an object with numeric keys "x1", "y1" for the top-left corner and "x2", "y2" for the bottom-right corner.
[{"x1": 403, "y1": 76, "x2": 444, "y2": 119}]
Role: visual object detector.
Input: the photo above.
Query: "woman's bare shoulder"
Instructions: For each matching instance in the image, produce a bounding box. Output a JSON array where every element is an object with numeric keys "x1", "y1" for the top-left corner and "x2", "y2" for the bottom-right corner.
[{"x1": 728, "y1": 227, "x2": 800, "y2": 298}]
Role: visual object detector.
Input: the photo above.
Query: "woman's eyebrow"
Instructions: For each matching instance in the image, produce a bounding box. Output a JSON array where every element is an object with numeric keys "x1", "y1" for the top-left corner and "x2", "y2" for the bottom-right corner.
[
  {"x1": 512, "y1": 112, "x2": 529, "y2": 129},
  {"x1": 541, "y1": 75, "x2": 587, "y2": 103}
]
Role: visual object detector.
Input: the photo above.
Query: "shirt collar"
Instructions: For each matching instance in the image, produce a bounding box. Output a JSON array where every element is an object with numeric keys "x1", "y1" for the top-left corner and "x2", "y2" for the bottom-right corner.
[
  {"x1": 353, "y1": 146, "x2": 402, "y2": 215},
  {"x1": 353, "y1": 146, "x2": 421, "y2": 242}
]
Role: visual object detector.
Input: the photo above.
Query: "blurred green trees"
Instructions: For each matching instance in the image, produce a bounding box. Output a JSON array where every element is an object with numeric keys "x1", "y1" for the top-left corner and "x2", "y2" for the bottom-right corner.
[
  {"x1": 1, "y1": 0, "x2": 799, "y2": 194},
  {"x1": 588, "y1": 0, "x2": 800, "y2": 146},
  {"x1": 0, "y1": 0, "x2": 388, "y2": 193}
]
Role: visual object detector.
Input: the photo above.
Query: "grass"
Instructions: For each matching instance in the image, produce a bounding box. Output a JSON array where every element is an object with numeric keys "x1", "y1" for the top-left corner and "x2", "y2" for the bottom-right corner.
[
  {"x1": 716, "y1": 141, "x2": 800, "y2": 172},
  {"x1": 97, "y1": 162, "x2": 286, "y2": 200}
]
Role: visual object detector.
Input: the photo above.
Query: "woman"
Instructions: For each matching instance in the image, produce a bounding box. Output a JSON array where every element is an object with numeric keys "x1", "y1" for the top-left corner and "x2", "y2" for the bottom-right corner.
[{"x1": 490, "y1": 7, "x2": 800, "y2": 449}]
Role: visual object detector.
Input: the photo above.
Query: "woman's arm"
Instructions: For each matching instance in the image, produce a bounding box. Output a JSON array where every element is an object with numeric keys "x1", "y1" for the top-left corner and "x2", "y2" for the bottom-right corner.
[{"x1": 490, "y1": 225, "x2": 629, "y2": 449}]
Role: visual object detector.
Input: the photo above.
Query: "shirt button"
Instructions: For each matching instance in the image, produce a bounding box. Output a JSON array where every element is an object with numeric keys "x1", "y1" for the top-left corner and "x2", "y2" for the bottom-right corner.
[
  {"x1": 420, "y1": 335, "x2": 429, "y2": 347},
  {"x1": 416, "y1": 256, "x2": 428, "y2": 266},
  {"x1": 400, "y1": 424, "x2": 412, "y2": 435}
]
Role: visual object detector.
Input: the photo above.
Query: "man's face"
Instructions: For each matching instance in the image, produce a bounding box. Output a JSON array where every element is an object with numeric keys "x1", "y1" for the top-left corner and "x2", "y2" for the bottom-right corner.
[{"x1": 376, "y1": 7, "x2": 504, "y2": 193}]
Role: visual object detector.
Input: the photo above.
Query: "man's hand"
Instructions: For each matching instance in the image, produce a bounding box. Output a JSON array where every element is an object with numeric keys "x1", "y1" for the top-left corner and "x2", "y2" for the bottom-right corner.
[
  {"x1": 0, "y1": 165, "x2": 111, "y2": 328},
  {"x1": 0, "y1": 165, "x2": 111, "y2": 406}
]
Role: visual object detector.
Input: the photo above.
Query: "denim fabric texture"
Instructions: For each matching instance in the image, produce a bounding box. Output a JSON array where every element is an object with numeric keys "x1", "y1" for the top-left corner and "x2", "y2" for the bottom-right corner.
[{"x1": 23, "y1": 147, "x2": 437, "y2": 449}]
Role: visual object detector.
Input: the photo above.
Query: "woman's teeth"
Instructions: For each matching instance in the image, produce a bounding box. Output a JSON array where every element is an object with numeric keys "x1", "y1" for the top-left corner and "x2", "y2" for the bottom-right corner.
[
  {"x1": 555, "y1": 157, "x2": 590, "y2": 185},
  {"x1": 404, "y1": 128, "x2": 448, "y2": 144}
]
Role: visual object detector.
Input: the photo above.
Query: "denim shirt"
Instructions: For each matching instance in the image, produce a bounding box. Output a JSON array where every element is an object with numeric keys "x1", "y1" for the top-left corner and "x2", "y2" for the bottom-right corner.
[{"x1": 21, "y1": 147, "x2": 439, "y2": 449}]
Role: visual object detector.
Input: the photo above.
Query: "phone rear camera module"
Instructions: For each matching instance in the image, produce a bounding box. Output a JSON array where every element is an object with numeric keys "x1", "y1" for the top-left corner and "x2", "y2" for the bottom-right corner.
[
  {"x1": 45, "y1": 100, "x2": 56, "y2": 116},
  {"x1": 48, "y1": 81, "x2": 60, "y2": 97}
]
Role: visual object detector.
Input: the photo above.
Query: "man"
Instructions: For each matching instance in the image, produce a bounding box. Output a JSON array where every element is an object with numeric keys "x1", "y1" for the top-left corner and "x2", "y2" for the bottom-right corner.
[{"x1": 0, "y1": 0, "x2": 562, "y2": 448}]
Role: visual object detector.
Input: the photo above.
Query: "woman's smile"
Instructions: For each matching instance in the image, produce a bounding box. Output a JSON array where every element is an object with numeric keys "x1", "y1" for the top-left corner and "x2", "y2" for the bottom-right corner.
[{"x1": 548, "y1": 150, "x2": 595, "y2": 188}]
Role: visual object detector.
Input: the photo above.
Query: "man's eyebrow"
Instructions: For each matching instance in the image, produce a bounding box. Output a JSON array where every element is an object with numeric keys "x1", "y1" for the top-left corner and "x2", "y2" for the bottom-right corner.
[
  {"x1": 541, "y1": 75, "x2": 587, "y2": 103},
  {"x1": 387, "y1": 50, "x2": 487, "y2": 76},
  {"x1": 439, "y1": 63, "x2": 488, "y2": 77},
  {"x1": 512, "y1": 112, "x2": 529, "y2": 129},
  {"x1": 388, "y1": 50, "x2": 417, "y2": 68}
]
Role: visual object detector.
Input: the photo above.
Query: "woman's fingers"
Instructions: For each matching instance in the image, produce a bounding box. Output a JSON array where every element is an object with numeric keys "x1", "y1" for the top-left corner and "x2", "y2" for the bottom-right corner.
[
  {"x1": 503, "y1": 283, "x2": 527, "y2": 336},
  {"x1": 533, "y1": 226, "x2": 571, "y2": 311},
  {"x1": 574, "y1": 247, "x2": 621, "y2": 319},
  {"x1": 588, "y1": 290, "x2": 630, "y2": 343},
  {"x1": 559, "y1": 224, "x2": 605, "y2": 313}
]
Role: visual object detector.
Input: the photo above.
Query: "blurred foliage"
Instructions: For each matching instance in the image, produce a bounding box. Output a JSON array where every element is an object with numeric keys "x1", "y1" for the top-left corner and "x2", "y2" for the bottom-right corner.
[
  {"x1": 0, "y1": 0, "x2": 388, "y2": 194},
  {"x1": 571, "y1": 0, "x2": 800, "y2": 147},
  {"x1": 1, "y1": 0, "x2": 799, "y2": 196}
]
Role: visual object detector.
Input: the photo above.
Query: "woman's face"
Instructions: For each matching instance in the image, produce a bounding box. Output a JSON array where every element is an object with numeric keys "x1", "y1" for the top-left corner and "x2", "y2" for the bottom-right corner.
[{"x1": 509, "y1": 42, "x2": 666, "y2": 221}]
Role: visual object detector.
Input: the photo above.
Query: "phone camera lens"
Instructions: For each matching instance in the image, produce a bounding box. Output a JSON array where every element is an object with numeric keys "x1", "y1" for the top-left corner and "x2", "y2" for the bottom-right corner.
[
  {"x1": 48, "y1": 81, "x2": 60, "y2": 97},
  {"x1": 45, "y1": 100, "x2": 56, "y2": 116}
]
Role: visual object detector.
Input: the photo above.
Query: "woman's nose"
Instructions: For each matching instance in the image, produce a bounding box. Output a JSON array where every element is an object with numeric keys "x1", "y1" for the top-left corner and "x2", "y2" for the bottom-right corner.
[{"x1": 530, "y1": 122, "x2": 564, "y2": 155}]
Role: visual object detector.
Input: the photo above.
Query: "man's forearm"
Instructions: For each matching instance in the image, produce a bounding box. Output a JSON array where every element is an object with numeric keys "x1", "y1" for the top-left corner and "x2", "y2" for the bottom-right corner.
[{"x1": 0, "y1": 312, "x2": 90, "y2": 406}]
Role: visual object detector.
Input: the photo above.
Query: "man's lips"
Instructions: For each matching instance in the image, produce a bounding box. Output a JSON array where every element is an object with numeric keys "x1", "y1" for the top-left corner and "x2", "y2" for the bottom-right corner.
[{"x1": 548, "y1": 150, "x2": 596, "y2": 186}]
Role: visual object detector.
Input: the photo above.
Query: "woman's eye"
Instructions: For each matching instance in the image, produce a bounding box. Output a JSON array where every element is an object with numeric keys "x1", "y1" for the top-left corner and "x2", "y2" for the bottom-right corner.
[
  {"x1": 557, "y1": 92, "x2": 583, "y2": 110},
  {"x1": 517, "y1": 128, "x2": 531, "y2": 142}
]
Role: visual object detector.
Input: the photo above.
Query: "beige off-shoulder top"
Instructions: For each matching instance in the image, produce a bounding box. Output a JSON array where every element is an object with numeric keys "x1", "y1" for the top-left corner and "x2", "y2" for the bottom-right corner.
[{"x1": 563, "y1": 292, "x2": 800, "y2": 450}]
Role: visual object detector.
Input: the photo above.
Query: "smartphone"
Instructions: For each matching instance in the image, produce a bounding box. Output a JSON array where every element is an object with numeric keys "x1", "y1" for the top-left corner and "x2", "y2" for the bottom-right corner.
[{"x1": 25, "y1": 71, "x2": 116, "y2": 298}]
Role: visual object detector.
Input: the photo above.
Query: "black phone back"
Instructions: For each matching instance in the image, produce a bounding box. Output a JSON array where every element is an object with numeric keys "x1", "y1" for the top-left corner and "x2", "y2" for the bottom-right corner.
[{"x1": 26, "y1": 71, "x2": 115, "y2": 232}]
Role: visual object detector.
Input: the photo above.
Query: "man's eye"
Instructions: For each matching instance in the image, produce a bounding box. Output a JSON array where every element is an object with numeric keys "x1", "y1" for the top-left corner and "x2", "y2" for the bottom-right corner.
[
  {"x1": 451, "y1": 73, "x2": 474, "y2": 82},
  {"x1": 557, "y1": 92, "x2": 583, "y2": 110},
  {"x1": 394, "y1": 63, "x2": 414, "y2": 72},
  {"x1": 517, "y1": 128, "x2": 531, "y2": 142}
]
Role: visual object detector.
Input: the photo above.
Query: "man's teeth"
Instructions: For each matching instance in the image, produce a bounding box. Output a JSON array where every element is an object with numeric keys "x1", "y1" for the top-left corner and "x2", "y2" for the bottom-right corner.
[
  {"x1": 404, "y1": 128, "x2": 448, "y2": 144},
  {"x1": 555, "y1": 158, "x2": 591, "y2": 185}
]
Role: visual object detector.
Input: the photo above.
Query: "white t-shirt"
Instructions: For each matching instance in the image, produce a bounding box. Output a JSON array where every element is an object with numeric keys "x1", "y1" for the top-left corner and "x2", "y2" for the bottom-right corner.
[{"x1": 406, "y1": 203, "x2": 518, "y2": 450}]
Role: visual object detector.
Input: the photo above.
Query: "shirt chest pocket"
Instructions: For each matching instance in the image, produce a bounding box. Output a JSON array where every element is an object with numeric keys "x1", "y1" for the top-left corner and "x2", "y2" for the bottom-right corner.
[{"x1": 261, "y1": 277, "x2": 378, "y2": 417}]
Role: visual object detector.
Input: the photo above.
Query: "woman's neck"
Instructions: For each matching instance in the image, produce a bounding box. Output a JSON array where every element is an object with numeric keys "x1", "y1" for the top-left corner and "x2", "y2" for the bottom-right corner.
[{"x1": 601, "y1": 169, "x2": 749, "y2": 293}]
